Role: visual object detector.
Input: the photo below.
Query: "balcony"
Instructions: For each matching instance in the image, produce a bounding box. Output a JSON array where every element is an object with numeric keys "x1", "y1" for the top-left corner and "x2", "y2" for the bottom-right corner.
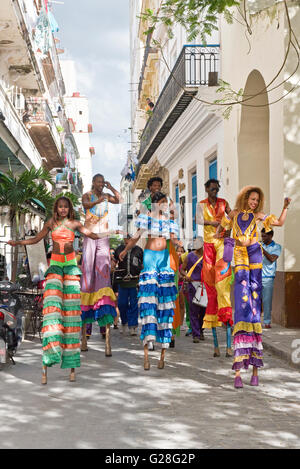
[
  {"x1": 138, "y1": 45, "x2": 220, "y2": 165},
  {"x1": 24, "y1": 97, "x2": 63, "y2": 170},
  {"x1": 0, "y1": 82, "x2": 43, "y2": 173}
]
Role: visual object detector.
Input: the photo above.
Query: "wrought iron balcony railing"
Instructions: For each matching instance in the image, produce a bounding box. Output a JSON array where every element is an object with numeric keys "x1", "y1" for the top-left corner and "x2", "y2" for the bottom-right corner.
[{"x1": 138, "y1": 44, "x2": 220, "y2": 164}]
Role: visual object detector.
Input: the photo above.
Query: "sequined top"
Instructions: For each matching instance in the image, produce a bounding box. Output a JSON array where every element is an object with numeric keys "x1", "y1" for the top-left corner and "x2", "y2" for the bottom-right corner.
[
  {"x1": 197, "y1": 198, "x2": 227, "y2": 243},
  {"x1": 221, "y1": 211, "x2": 278, "y2": 243}
]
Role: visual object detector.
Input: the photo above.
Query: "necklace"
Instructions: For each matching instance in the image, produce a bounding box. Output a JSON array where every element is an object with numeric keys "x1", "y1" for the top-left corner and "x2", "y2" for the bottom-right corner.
[{"x1": 241, "y1": 209, "x2": 253, "y2": 221}]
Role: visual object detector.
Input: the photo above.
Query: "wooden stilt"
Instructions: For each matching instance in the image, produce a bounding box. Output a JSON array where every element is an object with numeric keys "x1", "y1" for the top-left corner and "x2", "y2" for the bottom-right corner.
[
  {"x1": 81, "y1": 323, "x2": 88, "y2": 352},
  {"x1": 105, "y1": 324, "x2": 112, "y2": 357},
  {"x1": 69, "y1": 368, "x2": 76, "y2": 382},
  {"x1": 144, "y1": 343, "x2": 150, "y2": 370},
  {"x1": 41, "y1": 365, "x2": 47, "y2": 385},
  {"x1": 158, "y1": 348, "x2": 165, "y2": 369}
]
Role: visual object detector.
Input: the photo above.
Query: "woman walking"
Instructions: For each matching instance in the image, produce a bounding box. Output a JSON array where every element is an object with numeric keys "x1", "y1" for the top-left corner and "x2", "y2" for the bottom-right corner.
[
  {"x1": 119, "y1": 192, "x2": 180, "y2": 370},
  {"x1": 217, "y1": 187, "x2": 291, "y2": 388},
  {"x1": 8, "y1": 196, "x2": 103, "y2": 384}
]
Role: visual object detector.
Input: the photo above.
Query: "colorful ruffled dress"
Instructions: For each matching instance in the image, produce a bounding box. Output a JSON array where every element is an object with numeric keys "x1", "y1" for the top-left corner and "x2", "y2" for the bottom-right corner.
[
  {"x1": 42, "y1": 221, "x2": 82, "y2": 369},
  {"x1": 221, "y1": 211, "x2": 278, "y2": 370},
  {"x1": 136, "y1": 213, "x2": 179, "y2": 348},
  {"x1": 80, "y1": 193, "x2": 116, "y2": 328}
]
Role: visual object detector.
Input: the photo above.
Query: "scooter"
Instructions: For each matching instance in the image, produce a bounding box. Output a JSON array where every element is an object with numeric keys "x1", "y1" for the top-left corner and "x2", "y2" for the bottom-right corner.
[{"x1": 0, "y1": 281, "x2": 23, "y2": 368}]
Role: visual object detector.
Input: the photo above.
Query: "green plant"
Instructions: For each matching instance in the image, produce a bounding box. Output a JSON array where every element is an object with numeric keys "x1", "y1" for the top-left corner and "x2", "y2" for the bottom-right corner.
[
  {"x1": 140, "y1": 0, "x2": 239, "y2": 43},
  {"x1": 0, "y1": 166, "x2": 54, "y2": 281}
]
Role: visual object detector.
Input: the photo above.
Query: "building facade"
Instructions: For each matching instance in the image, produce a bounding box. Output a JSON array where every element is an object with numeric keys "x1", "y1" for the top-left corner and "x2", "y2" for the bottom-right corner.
[
  {"x1": 0, "y1": 1, "x2": 86, "y2": 279},
  {"x1": 129, "y1": 0, "x2": 300, "y2": 327}
]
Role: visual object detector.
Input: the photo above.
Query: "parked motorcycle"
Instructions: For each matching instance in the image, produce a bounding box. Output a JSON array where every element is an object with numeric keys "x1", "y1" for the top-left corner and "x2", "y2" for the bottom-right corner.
[{"x1": 0, "y1": 281, "x2": 23, "y2": 368}]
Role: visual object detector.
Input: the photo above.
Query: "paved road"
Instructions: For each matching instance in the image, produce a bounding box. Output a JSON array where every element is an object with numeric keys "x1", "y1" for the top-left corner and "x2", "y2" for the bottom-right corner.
[{"x1": 0, "y1": 326, "x2": 299, "y2": 449}]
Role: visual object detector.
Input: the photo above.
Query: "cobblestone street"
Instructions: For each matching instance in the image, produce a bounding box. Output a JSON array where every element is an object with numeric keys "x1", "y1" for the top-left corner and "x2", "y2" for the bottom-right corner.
[{"x1": 0, "y1": 326, "x2": 299, "y2": 449}]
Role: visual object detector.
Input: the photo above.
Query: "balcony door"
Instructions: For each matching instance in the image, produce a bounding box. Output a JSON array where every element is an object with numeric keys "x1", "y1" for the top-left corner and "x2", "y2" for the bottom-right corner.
[
  {"x1": 209, "y1": 158, "x2": 217, "y2": 180},
  {"x1": 191, "y1": 172, "x2": 197, "y2": 239}
]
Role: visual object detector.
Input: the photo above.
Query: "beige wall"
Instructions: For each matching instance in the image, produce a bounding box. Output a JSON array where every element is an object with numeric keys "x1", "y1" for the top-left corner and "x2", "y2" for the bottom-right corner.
[
  {"x1": 283, "y1": 5, "x2": 300, "y2": 273},
  {"x1": 220, "y1": 4, "x2": 292, "y2": 271}
]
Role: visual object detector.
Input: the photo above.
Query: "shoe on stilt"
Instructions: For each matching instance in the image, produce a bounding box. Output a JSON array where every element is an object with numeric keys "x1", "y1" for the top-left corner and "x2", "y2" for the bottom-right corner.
[
  {"x1": 157, "y1": 359, "x2": 165, "y2": 369},
  {"x1": 41, "y1": 367, "x2": 47, "y2": 385},
  {"x1": 144, "y1": 359, "x2": 150, "y2": 370},
  {"x1": 250, "y1": 375, "x2": 259, "y2": 386},
  {"x1": 213, "y1": 347, "x2": 220, "y2": 357},
  {"x1": 234, "y1": 376, "x2": 243, "y2": 388}
]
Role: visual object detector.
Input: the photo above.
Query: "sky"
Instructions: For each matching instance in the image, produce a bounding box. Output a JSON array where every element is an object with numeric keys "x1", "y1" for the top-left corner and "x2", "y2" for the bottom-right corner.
[{"x1": 52, "y1": 0, "x2": 131, "y2": 192}]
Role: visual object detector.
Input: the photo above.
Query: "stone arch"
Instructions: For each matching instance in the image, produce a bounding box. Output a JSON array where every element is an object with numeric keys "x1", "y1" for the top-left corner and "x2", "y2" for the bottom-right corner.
[{"x1": 237, "y1": 69, "x2": 270, "y2": 211}]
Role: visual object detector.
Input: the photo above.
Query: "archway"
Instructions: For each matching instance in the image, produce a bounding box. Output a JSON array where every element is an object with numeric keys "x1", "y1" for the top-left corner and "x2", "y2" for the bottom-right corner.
[{"x1": 238, "y1": 70, "x2": 270, "y2": 211}]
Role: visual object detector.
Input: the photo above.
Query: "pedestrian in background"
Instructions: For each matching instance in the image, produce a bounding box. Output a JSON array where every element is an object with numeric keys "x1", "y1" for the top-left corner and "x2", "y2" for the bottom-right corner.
[
  {"x1": 181, "y1": 237, "x2": 206, "y2": 343},
  {"x1": 114, "y1": 235, "x2": 143, "y2": 336},
  {"x1": 261, "y1": 228, "x2": 282, "y2": 329}
]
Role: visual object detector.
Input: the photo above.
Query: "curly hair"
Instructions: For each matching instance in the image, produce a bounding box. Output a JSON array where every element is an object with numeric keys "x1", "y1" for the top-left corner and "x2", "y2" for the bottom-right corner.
[
  {"x1": 147, "y1": 176, "x2": 163, "y2": 189},
  {"x1": 151, "y1": 191, "x2": 167, "y2": 204},
  {"x1": 53, "y1": 196, "x2": 75, "y2": 223},
  {"x1": 235, "y1": 186, "x2": 264, "y2": 213}
]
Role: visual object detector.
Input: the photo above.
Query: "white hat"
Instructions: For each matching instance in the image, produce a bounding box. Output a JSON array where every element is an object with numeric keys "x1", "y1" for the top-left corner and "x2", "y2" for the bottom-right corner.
[{"x1": 193, "y1": 237, "x2": 204, "y2": 250}]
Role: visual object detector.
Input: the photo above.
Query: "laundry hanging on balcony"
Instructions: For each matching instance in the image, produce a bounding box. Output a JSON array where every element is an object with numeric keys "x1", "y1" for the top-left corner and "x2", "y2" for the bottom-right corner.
[
  {"x1": 34, "y1": 7, "x2": 52, "y2": 57},
  {"x1": 48, "y1": 11, "x2": 59, "y2": 33}
]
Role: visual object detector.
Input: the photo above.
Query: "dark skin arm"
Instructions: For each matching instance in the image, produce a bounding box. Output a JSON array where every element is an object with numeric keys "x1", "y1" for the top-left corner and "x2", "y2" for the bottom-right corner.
[
  {"x1": 262, "y1": 249, "x2": 279, "y2": 263},
  {"x1": 7, "y1": 221, "x2": 51, "y2": 246},
  {"x1": 180, "y1": 255, "x2": 192, "y2": 283}
]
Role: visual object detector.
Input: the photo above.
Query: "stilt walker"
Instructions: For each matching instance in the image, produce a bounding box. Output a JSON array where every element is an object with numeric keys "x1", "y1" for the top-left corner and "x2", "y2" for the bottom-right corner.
[
  {"x1": 8, "y1": 196, "x2": 102, "y2": 384},
  {"x1": 80, "y1": 174, "x2": 120, "y2": 357},
  {"x1": 217, "y1": 187, "x2": 291, "y2": 388},
  {"x1": 119, "y1": 192, "x2": 180, "y2": 370},
  {"x1": 196, "y1": 179, "x2": 233, "y2": 357}
]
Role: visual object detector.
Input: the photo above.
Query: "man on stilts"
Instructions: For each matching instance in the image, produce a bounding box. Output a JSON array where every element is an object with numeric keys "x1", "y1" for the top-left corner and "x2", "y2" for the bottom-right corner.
[
  {"x1": 196, "y1": 178, "x2": 233, "y2": 357},
  {"x1": 80, "y1": 174, "x2": 121, "y2": 357}
]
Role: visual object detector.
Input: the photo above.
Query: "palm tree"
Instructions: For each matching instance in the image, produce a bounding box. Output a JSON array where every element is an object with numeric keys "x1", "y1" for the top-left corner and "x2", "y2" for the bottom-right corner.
[{"x1": 0, "y1": 166, "x2": 54, "y2": 281}]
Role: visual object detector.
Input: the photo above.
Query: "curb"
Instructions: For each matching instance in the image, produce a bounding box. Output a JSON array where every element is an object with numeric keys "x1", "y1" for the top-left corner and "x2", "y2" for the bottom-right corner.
[{"x1": 263, "y1": 339, "x2": 300, "y2": 370}]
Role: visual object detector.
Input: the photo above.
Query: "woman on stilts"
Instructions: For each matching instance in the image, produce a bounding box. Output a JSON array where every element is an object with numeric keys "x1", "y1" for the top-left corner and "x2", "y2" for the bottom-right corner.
[
  {"x1": 8, "y1": 196, "x2": 103, "y2": 384},
  {"x1": 119, "y1": 192, "x2": 180, "y2": 370},
  {"x1": 217, "y1": 187, "x2": 291, "y2": 388}
]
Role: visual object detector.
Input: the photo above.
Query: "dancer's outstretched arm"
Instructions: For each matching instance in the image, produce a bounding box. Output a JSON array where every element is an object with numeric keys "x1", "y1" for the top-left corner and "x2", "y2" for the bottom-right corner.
[
  {"x1": 7, "y1": 221, "x2": 51, "y2": 246},
  {"x1": 257, "y1": 197, "x2": 291, "y2": 227}
]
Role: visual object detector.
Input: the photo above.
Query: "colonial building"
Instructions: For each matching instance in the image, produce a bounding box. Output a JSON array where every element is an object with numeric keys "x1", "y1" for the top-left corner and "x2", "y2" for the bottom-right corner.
[
  {"x1": 0, "y1": 1, "x2": 85, "y2": 279},
  {"x1": 129, "y1": 0, "x2": 300, "y2": 327}
]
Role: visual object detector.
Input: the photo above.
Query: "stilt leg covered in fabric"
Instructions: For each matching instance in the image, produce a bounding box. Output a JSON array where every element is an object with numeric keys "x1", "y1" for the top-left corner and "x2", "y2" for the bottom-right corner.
[
  {"x1": 80, "y1": 237, "x2": 117, "y2": 326},
  {"x1": 202, "y1": 239, "x2": 232, "y2": 329},
  {"x1": 138, "y1": 249, "x2": 177, "y2": 348},
  {"x1": 41, "y1": 254, "x2": 82, "y2": 369},
  {"x1": 232, "y1": 243, "x2": 263, "y2": 371}
]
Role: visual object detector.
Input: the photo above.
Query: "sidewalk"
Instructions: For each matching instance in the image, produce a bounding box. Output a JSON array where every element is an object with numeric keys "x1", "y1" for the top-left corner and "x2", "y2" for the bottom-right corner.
[{"x1": 262, "y1": 323, "x2": 300, "y2": 369}]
